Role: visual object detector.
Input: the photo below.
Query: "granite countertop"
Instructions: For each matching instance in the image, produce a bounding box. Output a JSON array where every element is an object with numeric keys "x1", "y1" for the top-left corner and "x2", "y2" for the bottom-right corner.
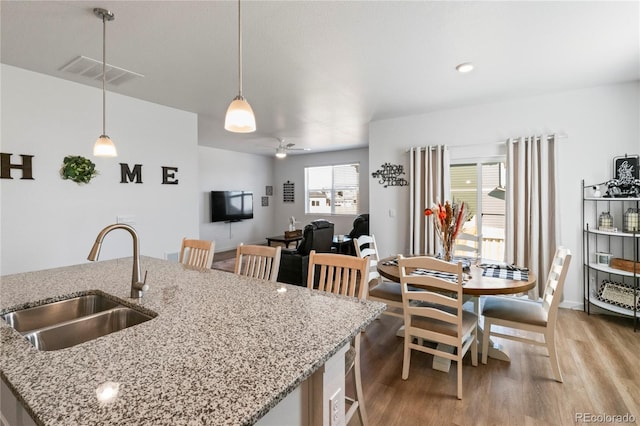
[{"x1": 0, "y1": 256, "x2": 385, "y2": 425}]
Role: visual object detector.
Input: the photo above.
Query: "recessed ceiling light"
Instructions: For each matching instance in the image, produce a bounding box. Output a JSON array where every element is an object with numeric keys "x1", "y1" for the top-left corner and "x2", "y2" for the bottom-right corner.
[{"x1": 456, "y1": 62, "x2": 474, "y2": 73}]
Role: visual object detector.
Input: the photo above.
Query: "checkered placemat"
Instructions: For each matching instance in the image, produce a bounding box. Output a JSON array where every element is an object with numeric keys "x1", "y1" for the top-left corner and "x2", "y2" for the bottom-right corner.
[
  {"x1": 479, "y1": 264, "x2": 529, "y2": 281},
  {"x1": 410, "y1": 268, "x2": 461, "y2": 283}
]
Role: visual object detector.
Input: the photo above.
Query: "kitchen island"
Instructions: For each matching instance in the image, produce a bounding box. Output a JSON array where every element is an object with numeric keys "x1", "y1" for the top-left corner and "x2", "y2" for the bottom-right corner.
[{"x1": 0, "y1": 257, "x2": 385, "y2": 425}]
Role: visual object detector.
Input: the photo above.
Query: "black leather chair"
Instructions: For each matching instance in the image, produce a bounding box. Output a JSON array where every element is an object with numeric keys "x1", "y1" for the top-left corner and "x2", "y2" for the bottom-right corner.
[
  {"x1": 348, "y1": 214, "x2": 369, "y2": 239},
  {"x1": 277, "y1": 219, "x2": 334, "y2": 286}
]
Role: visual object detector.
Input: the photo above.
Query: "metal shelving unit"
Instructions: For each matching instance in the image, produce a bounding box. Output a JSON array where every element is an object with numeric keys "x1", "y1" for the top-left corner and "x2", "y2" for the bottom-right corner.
[{"x1": 582, "y1": 180, "x2": 639, "y2": 331}]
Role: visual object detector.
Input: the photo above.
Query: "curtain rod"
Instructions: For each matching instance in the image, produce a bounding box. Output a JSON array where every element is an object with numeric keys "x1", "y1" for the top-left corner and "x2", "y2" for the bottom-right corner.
[{"x1": 406, "y1": 133, "x2": 567, "y2": 152}]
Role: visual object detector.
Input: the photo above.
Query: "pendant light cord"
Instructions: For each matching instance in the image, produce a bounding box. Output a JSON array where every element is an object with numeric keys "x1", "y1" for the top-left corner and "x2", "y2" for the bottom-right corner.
[
  {"x1": 238, "y1": 0, "x2": 242, "y2": 97},
  {"x1": 102, "y1": 13, "x2": 107, "y2": 135},
  {"x1": 237, "y1": 0, "x2": 243, "y2": 97}
]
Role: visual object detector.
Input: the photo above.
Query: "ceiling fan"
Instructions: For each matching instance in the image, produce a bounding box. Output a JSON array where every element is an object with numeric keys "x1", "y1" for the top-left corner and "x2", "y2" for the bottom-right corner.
[{"x1": 274, "y1": 138, "x2": 310, "y2": 158}]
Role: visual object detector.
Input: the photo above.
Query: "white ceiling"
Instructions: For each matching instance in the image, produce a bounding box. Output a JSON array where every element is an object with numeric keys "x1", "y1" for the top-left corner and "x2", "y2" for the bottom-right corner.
[{"x1": 2, "y1": 1, "x2": 638, "y2": 157}]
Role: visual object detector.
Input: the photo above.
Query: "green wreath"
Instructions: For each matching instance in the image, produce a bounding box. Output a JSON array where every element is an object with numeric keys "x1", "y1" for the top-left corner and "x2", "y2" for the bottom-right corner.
[{"x1": 60, "y1": 155, "x2": 98, "y2": 184}]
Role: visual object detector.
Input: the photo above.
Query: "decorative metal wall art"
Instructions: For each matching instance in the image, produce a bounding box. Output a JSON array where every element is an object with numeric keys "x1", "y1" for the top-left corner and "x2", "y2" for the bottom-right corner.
[
  {"x1": 372, "y1": 163, "x2": 408, "y2": 187},
  {"x1": 283, "y1": 180, "x2": 295, "y2": 202}
]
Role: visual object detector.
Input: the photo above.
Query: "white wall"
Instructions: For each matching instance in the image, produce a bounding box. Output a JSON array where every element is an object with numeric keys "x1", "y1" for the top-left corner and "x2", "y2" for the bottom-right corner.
[
  {"x1": 1, "y1": 65, "x2": 199, "y2": 275},
  {"x1": 198, "y1": 146, "x2": 275, "y2": 252},
  {"x1": 369, "y1": 82, "x2": 640, "y2": 307},
  {"x1": 272, "y1": 148, "x2": 369, "y2": 236}
]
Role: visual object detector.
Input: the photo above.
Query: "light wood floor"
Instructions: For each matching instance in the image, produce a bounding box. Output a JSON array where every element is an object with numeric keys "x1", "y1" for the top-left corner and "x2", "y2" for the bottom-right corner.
[
  {"x1": 352, "y1": 310, "x2": 640, "y2": 426},
  {"x1": 212, "y1": 251, "x2": 639, "y2": 425}
]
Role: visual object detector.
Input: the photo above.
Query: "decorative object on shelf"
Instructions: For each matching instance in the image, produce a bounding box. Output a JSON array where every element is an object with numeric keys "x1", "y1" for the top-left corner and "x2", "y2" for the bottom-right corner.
[
  {"x1": 598, "y1": 211, "x2": 615, "y2": 231},
  {"x1": 288, "y1": 216, "x2": 296, "y2": 232},
  {"x1": 261, "y1": 196, "x2": 268, "y2": 207},
  {"x1": 60, "y1": 155, "x2": 98, "y2": 184},
  {"x1": 92, "y1": 8, "x2": 117, "y2": 157},
  {"x1": 371, "y1": 163, "x2": 408, "y2": 187},
  {"x1": 610, "y1": 257, "x2": 640, "y2": 273},
  {"x1": 595, "y1": 252, "x2": 612, "y2": 266},
  {"x1": 597, "y1": 280, "x2": 640, "y2": 311},
  {"x1": 623, "y1": 207, "x2": 639, "y2": 232},
  {"x1": 265, "y1": 185, "x2": 273, "y2": 196},
  {"x1": 603, "y1": 154, "x2": 640, "y2": 198},
  {"x1": 591, "y1": 185, "x2": 602, "y2": 198},
  {"x1": 283, "y1": 181, "x2": 294, "y2": 203},
  {"x1": 425, "y1": 201, "x2": 467, "y2": 262}
]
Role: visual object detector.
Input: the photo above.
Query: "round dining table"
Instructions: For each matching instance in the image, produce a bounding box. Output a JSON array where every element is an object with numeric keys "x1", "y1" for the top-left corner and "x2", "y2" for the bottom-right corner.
[
  {"x1": 377, "y1": 256, "x2": 537, "y2": 296},
  {"x1": 376, "y1": 255, "x2": 537, "y2": 370}
]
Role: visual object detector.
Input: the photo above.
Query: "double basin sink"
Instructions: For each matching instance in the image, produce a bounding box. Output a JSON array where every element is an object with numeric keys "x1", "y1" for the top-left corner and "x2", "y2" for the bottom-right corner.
[{"x1": 1, "y1": 291, "x2": 156, "y2": 351}]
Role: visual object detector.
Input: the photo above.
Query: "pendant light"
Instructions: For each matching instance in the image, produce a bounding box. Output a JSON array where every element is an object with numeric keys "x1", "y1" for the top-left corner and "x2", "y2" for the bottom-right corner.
[
  {"x1": 93, "y1": 8, "x2": 117, "y2": 157},
  {"x1": 224, "y1": 0, "x2": 256, "y2": 133}
]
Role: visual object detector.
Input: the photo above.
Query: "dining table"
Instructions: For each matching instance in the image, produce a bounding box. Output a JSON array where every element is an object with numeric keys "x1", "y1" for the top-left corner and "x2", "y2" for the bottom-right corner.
[{"x1": 377, "y1": 255, "x2": 537, "y2": 372}]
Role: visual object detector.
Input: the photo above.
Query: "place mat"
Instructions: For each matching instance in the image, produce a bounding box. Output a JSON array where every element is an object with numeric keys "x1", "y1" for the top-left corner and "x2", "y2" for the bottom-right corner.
[
  {"x1": 480, "y1": 264, "x2": 529, "y2": 281},
  {"x1": 410, "y1": 268, "x2": 460, "y2": 283},
  {"x1": 382, "y1": 257, "x2": 471, "y2": 269}
]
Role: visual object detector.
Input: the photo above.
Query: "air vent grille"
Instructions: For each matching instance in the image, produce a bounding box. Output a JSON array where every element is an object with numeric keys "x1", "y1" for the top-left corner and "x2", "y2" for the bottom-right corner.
[{"x1": 59, "y1": 56, "x2": 144, "y2": 86}]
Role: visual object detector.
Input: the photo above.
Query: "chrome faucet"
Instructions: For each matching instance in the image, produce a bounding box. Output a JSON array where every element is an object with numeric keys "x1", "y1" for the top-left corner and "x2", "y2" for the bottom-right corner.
[{"x1": 87, "y1": 223, "x2": 149, "y2": 298}]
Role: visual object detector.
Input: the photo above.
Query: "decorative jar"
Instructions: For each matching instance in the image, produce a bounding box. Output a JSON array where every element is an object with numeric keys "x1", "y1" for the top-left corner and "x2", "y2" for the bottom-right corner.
[
  {"x1": 598, "y1": 211, "x2": 613, "y2": 230},
  {"x1": 623, "y1": 208, "x2": 639, "y2": 233}
]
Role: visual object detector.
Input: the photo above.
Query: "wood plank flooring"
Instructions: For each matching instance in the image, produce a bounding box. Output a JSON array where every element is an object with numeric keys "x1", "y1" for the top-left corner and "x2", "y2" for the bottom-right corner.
[
  {"x1": 210, "y1": 251, "x2": 639, "y2": 425},
  {"x1": 353, "y1": 310, "x2": 639, "y2": 426}
]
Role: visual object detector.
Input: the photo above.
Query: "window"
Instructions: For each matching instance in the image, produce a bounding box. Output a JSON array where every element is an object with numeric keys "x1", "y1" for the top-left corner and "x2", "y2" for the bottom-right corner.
[
  {"x1": 450, "y1": 162, "x2": 506, "y2": 261},
  {"x1": 305, "y1": 163, "x2": 360, "y2": 215}
]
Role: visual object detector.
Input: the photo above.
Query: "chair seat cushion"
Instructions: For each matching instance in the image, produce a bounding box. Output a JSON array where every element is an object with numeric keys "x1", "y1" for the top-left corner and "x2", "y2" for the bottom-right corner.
[
  {"x1": 410, "y1": 310, "x2": 477, "y2": 337},
  {"x1": 482, "y1": 296, "x2": 548, "y2": 326},
  {"x1": 369, "y1": 281, "x2": 403, "y2": 302}
]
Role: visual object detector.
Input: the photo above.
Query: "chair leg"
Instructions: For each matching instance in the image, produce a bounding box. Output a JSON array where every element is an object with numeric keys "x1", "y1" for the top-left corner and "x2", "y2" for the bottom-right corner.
[
  {"x1": 353, "y1": 334, "x2": 369, "y2": 426},
  {"x1": 471, "y1": 325, "x2": 478, "y2": 367},
  {"x1": 546, "y1": 329, "x2": 563, "y2": 383},
  {"x1": 402, "y1": 335, "x2": 411, "y2": 380},
  {"x1": 481, "y1": 320, "x2": 491, "y2": 364},
  {"x1": 457, "y1": 358, "x2": 463, "y2": 400}
]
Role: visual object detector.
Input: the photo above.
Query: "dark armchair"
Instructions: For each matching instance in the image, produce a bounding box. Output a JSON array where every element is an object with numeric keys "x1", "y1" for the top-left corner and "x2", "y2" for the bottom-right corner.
[
  {"x1": 277, "y1": 219, "x2": 334, "y2": 286},
  {"x1": 348, "y1": 214, "x2": 369, "y2": 239}
]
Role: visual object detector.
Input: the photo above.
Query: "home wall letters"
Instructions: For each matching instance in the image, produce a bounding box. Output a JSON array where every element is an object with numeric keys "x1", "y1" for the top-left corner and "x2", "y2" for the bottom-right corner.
[{"x1": 1, "y1": 152, "x2": 179, "y2": 185}]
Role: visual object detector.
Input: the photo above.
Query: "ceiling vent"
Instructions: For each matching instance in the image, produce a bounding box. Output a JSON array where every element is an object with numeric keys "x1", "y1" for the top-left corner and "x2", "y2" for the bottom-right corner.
[{"x1": 59, "y1": 56, "x2": 144, "y2": 86}]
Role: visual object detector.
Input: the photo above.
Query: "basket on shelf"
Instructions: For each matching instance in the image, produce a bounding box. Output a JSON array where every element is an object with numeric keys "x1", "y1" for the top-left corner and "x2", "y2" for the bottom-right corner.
[{"x1": 596, "y1": 280, "x2": 640, "y2": 310}]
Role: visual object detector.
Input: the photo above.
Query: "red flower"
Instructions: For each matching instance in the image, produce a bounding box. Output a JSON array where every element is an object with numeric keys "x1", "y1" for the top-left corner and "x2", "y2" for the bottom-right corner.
[{"x1": 424, "y1": 208, "x2": 433, "y2": 216}]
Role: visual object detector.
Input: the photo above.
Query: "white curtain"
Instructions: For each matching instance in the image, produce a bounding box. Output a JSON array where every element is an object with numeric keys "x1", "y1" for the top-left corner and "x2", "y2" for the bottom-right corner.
[
  {"x1": 505, "y1": 134, "x2": 558, "y2": 299},
  {"x1": 409, "y1": 146, "x2": 450, "y2": 255}
]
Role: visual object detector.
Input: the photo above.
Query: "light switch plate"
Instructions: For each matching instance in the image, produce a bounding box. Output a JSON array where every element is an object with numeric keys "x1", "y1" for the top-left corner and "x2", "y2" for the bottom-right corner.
[{"x1": 329, "y1": 388, "x2": 344, "y2": 426}]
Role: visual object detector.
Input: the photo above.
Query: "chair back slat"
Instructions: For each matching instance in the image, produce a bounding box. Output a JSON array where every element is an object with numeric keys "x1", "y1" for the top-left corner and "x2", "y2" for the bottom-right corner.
[
  {"x1": 307, "y1": 251, "x2": 369, "y2": 299},
  {"x1": 179, "y1": 238, "x2": 215, "y2": 269},
  {"x1": 354, "y1": 234, "x2": 383, "y2": 288},
  {"x1": 234, "y1": 244, "x2": 282, "y2": 282},
  {"x1": 542, "y1": 247, "x2": 572, "y2": 317}
]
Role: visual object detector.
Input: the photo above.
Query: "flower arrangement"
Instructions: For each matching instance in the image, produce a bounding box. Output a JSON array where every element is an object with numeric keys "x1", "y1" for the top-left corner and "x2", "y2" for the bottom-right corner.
[{"x1": 425, "y1": 201, "x2": 466, "y2": 261}]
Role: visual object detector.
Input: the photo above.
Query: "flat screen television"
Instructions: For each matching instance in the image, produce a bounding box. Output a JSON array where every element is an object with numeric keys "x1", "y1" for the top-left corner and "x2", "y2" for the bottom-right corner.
[{"x1": 210, "y1": 191, "x2": 253, "y2": 222}]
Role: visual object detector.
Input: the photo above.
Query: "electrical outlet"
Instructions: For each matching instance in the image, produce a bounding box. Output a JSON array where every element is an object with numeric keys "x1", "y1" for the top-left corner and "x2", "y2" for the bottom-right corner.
[{"x1": 329, "y1": 388, "x2": 344, "y2": 426}]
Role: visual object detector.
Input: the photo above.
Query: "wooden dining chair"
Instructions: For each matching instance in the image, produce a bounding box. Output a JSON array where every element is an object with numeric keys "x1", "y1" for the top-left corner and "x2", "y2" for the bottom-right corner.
[
  {"x1": 307, "y1": 250, "x2": 369, "y2": 426},
  {"x1": 481, "y1": 246, "x2": 572, "y2": 382},
  {"x1": 179, "y1": 238, "x2": 215, "y2": 269},
  {"x1": 397, "y1": 254, "x2": 478, "y2": 400},
  {"x1": 233, "y1": 243, "x2": 281, "y2": 282},
  {"x1": 354, "y1": 235, "x2": 404, "y2": 320}
]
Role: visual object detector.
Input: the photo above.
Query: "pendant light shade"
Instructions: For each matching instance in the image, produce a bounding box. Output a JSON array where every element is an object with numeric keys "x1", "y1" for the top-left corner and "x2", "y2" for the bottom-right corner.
[
  {"x1": 225, "y1": 95, "x2": 256, "y2": 133},
  {"x1": 93, "y1": 8, "x2": 117, "y2": 157},
  {"x1": 225, "y1": 0, "x2": 256, "y2": 133}
]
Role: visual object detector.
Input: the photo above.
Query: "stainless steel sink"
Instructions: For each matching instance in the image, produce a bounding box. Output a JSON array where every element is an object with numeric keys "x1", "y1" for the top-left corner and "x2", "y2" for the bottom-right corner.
[
  {"x1": 24, "y1": 307, "x2": 153, "y2": 351},
  {"x1": 1, "y1": 292, "x2": 156, "y2": 351},
  {"x1": 2, "y1": 294, "x2": 120, "y2": 332}
]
